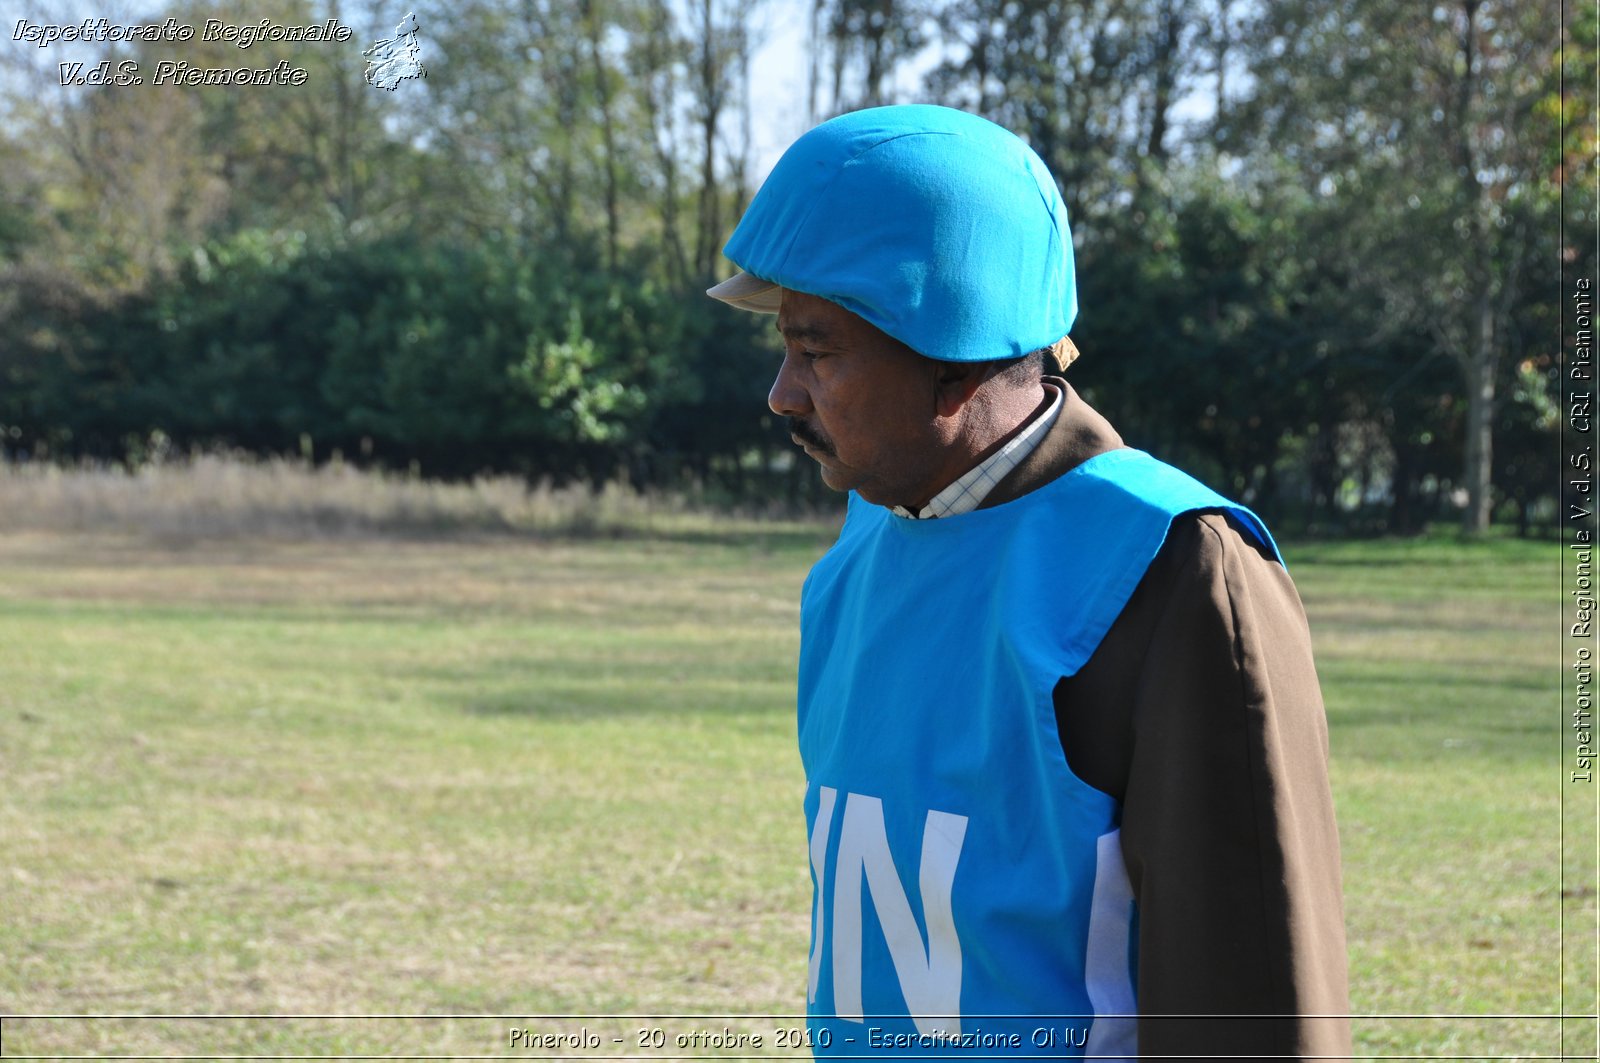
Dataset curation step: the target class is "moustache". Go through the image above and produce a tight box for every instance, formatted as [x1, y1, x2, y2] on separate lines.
[788, 418, 833, 455]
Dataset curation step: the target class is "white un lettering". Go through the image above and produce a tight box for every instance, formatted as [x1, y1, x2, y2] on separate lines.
[808, 786, 968, 1037]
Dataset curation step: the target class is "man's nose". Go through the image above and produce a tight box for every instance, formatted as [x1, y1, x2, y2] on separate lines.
[768, 355, 812, 418]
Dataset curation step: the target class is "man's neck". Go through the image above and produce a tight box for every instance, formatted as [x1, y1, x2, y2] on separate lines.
[898, 381, 1057, 516]
[962, 382, 1053, 471]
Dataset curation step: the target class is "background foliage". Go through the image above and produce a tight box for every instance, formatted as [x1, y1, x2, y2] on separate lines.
[0, 0, 1589, 531]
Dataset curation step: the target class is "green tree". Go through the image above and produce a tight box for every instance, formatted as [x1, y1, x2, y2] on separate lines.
[1227, 0, 1566, 532]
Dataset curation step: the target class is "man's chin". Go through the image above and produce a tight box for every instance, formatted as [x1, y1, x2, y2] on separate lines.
[811, 455, 894, 503]
[820, 466, 900, 506]
[816, 463, 854, 493]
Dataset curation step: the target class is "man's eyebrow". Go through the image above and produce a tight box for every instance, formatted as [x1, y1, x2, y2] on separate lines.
[775, 320, 838, 345]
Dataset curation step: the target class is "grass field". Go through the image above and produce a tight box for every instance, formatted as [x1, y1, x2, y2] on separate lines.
[0, 514, 1591, 1058]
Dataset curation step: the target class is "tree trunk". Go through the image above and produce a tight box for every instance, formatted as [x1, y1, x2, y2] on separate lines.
[807, 0, 825, 119]
[1452, 0, 1497, 534]
[693, 0, 724, 278]
[642, 0, 689, 285]
[1145, 0, 1180, 162]
[1212, 0, 1231, 117]
[584, 0, 621, 272]
[1390, 440, 1415, 534]
[1460, 293, 1496, 533]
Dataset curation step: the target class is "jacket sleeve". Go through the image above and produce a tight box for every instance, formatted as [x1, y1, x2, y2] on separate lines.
[1054, 511, 1351, 1061]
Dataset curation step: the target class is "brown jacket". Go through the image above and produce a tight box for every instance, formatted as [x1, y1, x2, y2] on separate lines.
[983, 380, 1352, 1060]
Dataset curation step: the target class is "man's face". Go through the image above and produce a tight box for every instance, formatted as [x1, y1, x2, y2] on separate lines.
[769, 291, 944, 508]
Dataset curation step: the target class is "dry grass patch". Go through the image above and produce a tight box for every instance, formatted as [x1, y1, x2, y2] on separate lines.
[0, 453, 818, 541]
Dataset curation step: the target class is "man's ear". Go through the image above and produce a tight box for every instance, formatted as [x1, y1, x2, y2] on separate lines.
[931, 359, 989, 418]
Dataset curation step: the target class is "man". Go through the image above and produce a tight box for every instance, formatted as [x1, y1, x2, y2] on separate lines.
[707, 105, 1350, 1060]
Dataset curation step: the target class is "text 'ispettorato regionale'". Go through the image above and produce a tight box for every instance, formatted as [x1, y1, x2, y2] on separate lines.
[12, 18, 353, 87]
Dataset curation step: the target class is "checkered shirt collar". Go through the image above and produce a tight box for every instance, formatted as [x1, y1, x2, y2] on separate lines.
[891, 382, 1065, 520]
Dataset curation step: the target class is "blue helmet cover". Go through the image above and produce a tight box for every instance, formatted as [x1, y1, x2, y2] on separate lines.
[723, 104, 1077, 364]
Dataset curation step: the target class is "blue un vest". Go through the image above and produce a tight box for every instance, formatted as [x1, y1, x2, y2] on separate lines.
[798, 448, 1280, 1058]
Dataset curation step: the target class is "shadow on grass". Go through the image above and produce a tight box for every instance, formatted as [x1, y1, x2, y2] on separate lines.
[1287, 535, 1555, 567]
[410, 652, 797, 722]
[607, 524, 840, 554]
